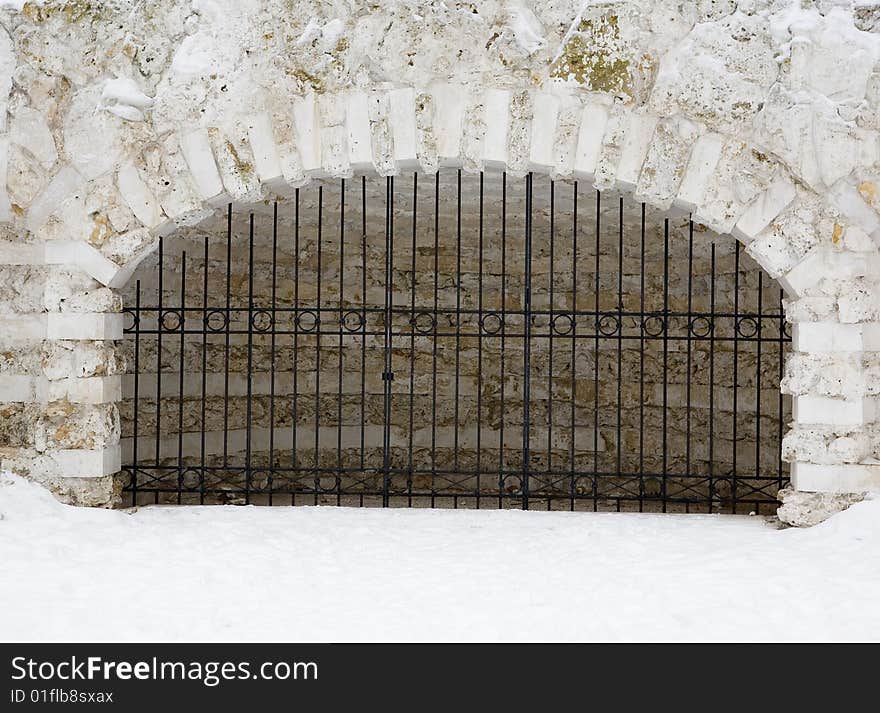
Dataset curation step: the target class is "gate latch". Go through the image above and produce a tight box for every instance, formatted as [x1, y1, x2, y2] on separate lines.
[382, 371, 395, 382]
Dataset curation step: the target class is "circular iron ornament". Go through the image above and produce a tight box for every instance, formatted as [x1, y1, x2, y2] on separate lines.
[736, 316, 760, 338]
[574, 475, 596, 496]
[249, 469, 271, 491]
[411, 311, 437, 334]
[597, 314, 621, 337]
[342, 310, 365, 333]
[641, 314, 667, 338]
[688, 316, 714, 339]
[122, 309, 139, 333]
[295, 310, 320, 333]
[643, 477, 663, 498]
[205, 309, 228, 332]
[550, 313, 574, 336]
[480, 311, 504, 336]
[501, 475, 523, 494]
[782, 320, 792, 340]
[160, 309, 183, 332]
[251, 309, 274, 333]
[712, 477, 734, 500]
[181, 468, 202, 490]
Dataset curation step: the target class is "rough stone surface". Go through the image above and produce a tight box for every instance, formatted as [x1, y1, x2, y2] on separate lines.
[0, 1, 877, 513]
[777, 486, 867, 527]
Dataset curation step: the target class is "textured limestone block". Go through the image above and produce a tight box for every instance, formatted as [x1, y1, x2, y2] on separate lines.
[593, 106, 629, 191]
[696, 141, 777, 235]
[635, 116, 699, 210]
[346, 90, 374, 171]
[777, 486, 865, 527]
[318, 92, 351, 176]
[573, 102, 609, 181]
[207, 128, 263, 204]
[482, 88, 511, 169]
[178, 128, 225, 203]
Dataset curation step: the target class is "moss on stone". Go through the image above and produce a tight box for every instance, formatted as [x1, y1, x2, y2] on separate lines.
[550, 14, 634, 100]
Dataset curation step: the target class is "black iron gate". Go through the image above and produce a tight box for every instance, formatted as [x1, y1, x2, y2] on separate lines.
[121, 171, 791, 513]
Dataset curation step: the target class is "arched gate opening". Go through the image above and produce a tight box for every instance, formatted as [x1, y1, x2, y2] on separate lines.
[120, 171, 790, 513]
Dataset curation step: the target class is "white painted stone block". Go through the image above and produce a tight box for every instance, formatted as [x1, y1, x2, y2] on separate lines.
[51, 445, 121, 479]
[793, 395, 879, 426]
[0, 314, 47, 341]
[0, 240, 44, 264]
[117, 160, 164, 229]
[179, 128, 225, 203]
[482, 88, 511, 168]
[780, 249, 879, 298]
[733, 176, 797, 241]
[831, 180, 880, 236]
[0, 137, 11, 224]
[26, 165, 85, 232]
[293, 93, 322, 174]
[431, 82, 465, 165]
[48, 375, 122, 404]
[0, 374, 38, 402]
[615, 113, 659, 191]
[573, 103, 608, 180]
[346, 90, 373, 170]
[47, 313, 123, 341]
[45, 241, 121, 287]
[675, 133, 724, 211]
[388, 87, 418, 168]
[529, 93, 560, 172]
[247, 112, 283, 186]
[793, 322, 880, 352]
[791, 461, 880, 493]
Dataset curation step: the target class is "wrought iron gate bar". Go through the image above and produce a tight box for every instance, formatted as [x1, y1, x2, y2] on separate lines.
[122, 171, 791, 513]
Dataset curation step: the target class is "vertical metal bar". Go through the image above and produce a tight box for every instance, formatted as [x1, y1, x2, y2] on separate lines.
[686, 218, 694, 489]
[569, 183, 578, 511]
[337, 180, 345, 505]
[407, 172, 417, 506]
[431, 172, 440, 507]
[268, 202, 278, 504]
[200, 236, 208, 505]
[548, 180, 555, 489]
[522, 172, 533, 510]
[132, 280, 141, 506]
[499, 172, 507, 508]
[592, 190, 600, 511]
[755, 270, 764, 507]
[314, 186, 323, 503]
[244, 214, 255, 505]
[778, 288, 785, 492]
[360, 177, 367, 483]
[176, 250, 187, 504]
[381, 176, 394, 506]
[155, 237, 164, 495]
[638, 203, 646, 512]
[662, 218, 670, 512]
[453, 169, 462, 478]
[222, 205, 232, 471]
[732, 241, 741, 513]
[616, 196, 624, 502]
[476, 172, 484, 507]
[292, 189, 301, 504]
[708, 243, 717, 513]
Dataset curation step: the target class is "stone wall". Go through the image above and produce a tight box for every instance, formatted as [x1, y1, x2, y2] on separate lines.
[0, 1, 878, 518]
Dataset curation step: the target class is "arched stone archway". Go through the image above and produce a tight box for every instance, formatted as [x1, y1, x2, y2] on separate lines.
[1, 1, 879, 522]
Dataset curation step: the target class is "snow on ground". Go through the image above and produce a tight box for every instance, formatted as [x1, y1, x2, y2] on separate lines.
[1, 472, 878, 642]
